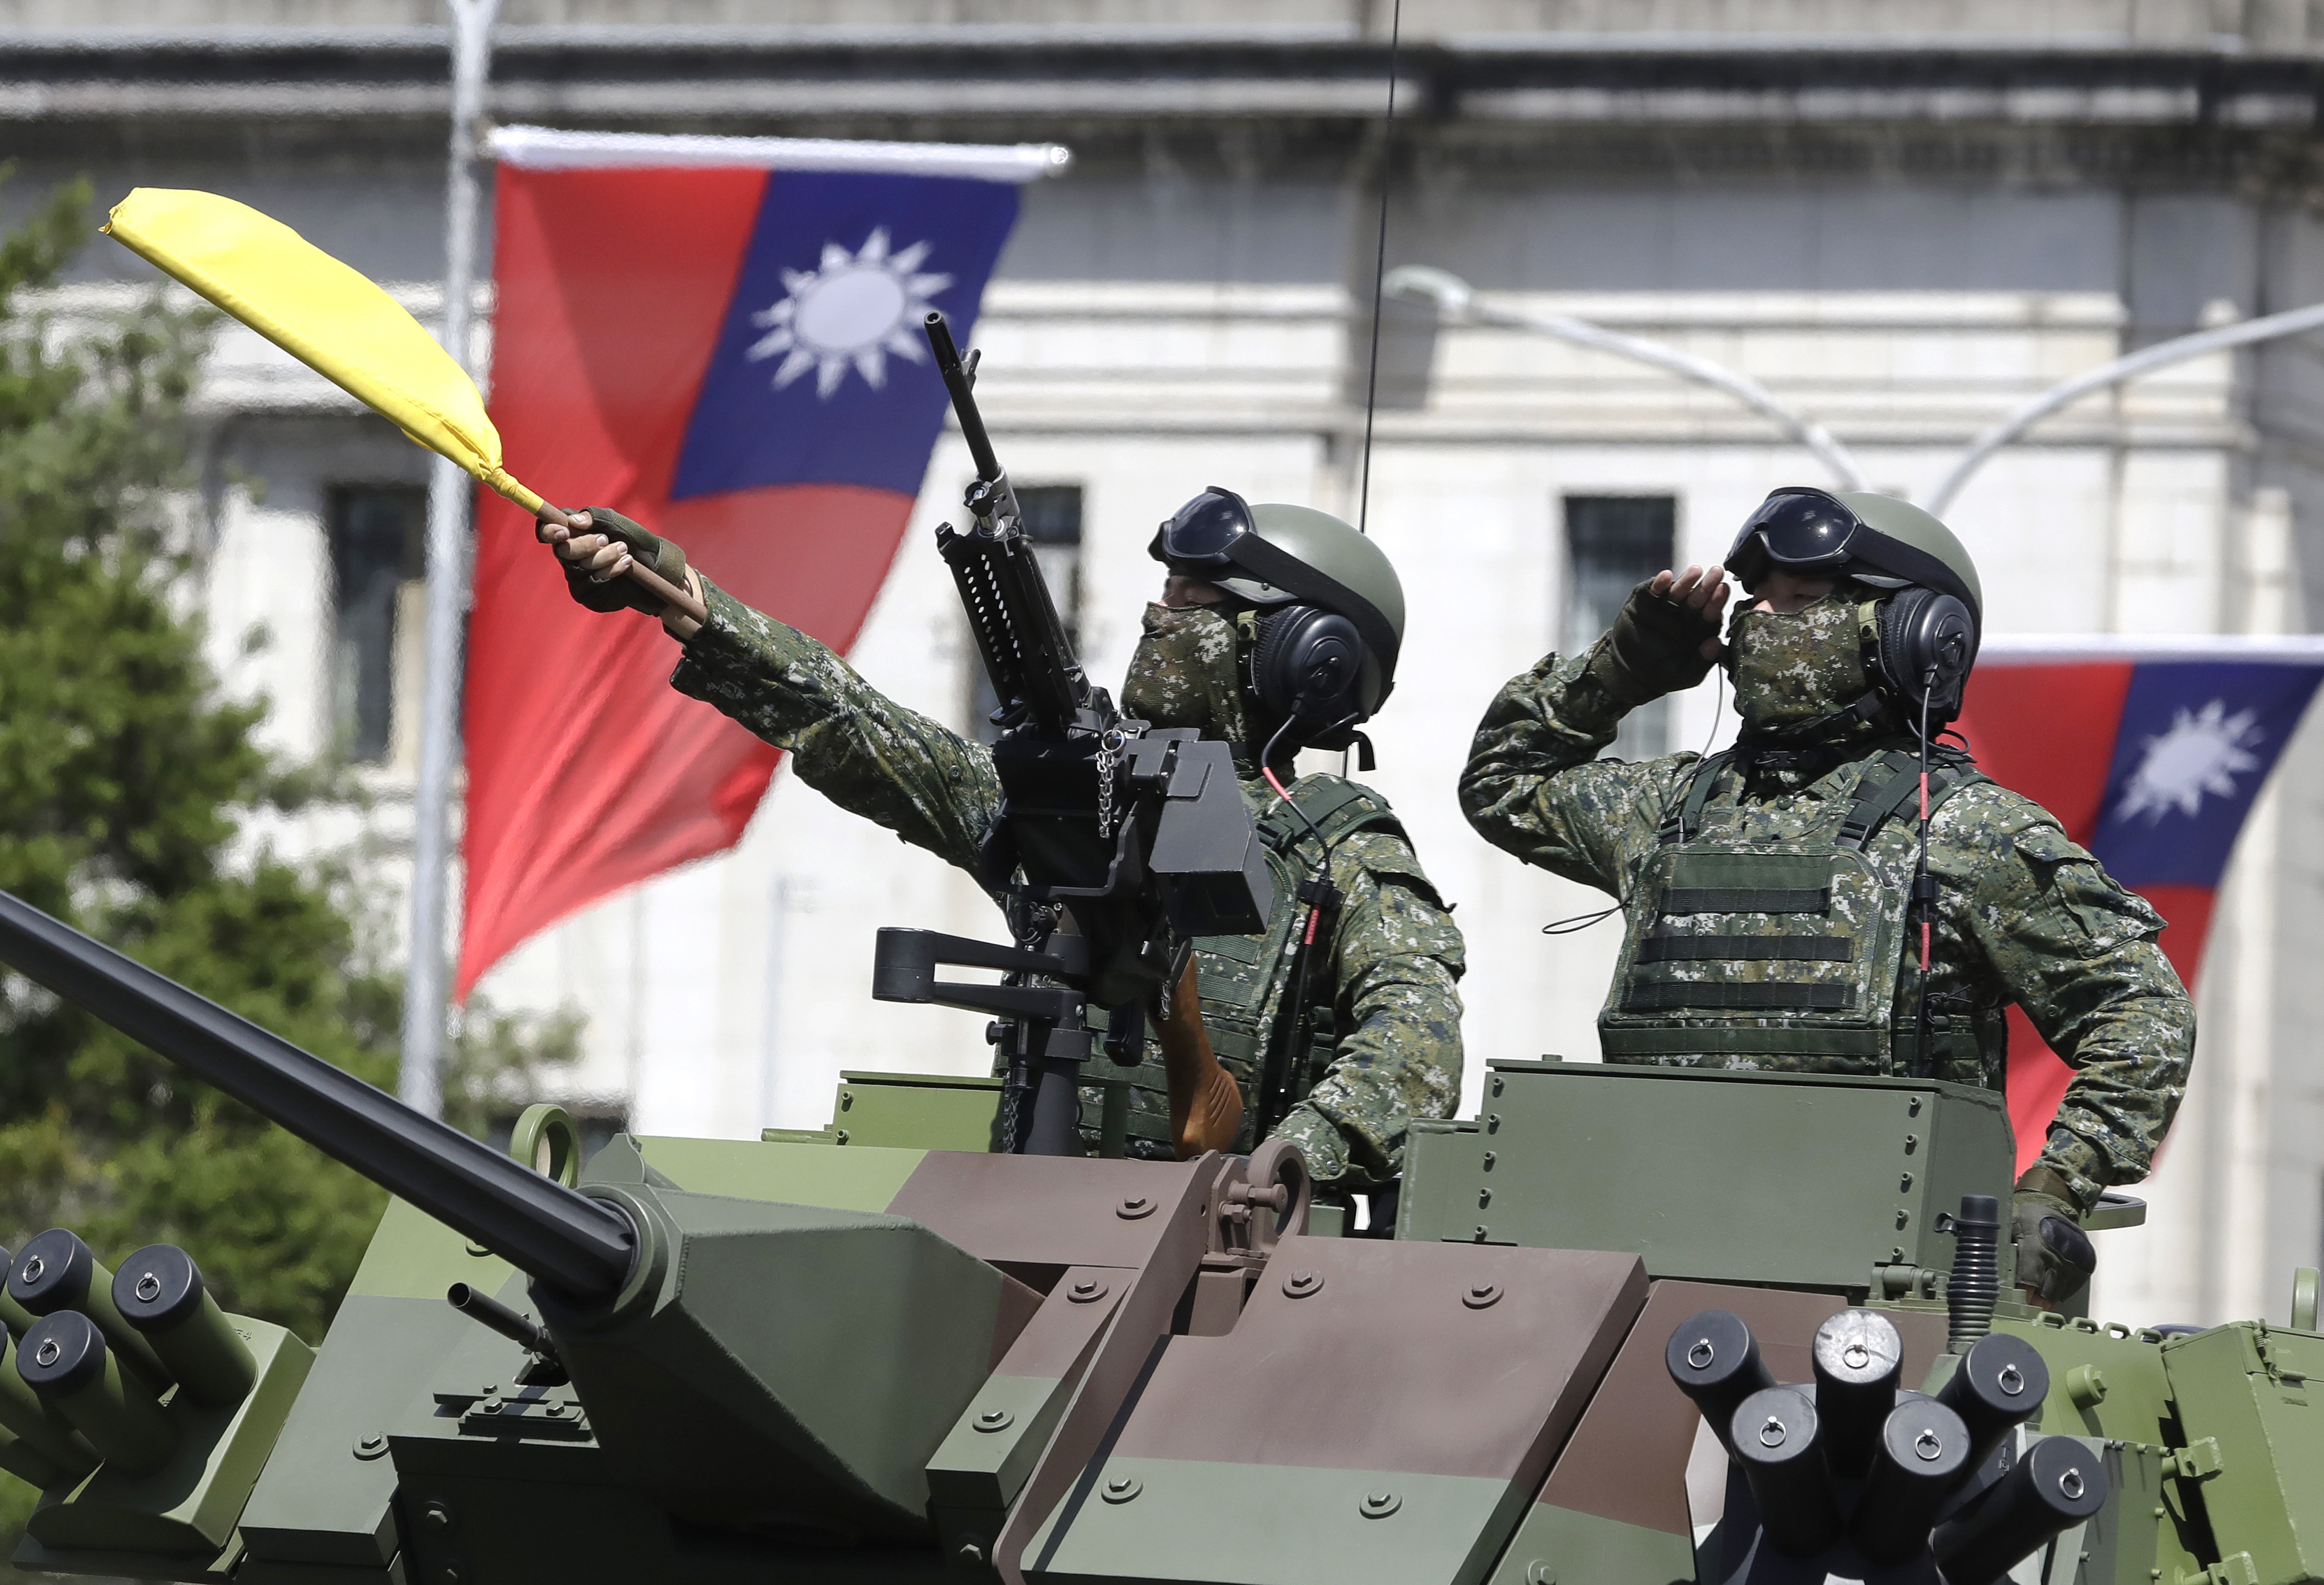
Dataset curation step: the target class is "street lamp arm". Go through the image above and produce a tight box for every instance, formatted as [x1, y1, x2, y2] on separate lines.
[1928, 300, 2324, 517]
[1384, 266, 1871, 492]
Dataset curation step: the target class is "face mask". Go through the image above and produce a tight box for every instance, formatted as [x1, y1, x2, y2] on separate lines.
[1122, 601, 1251, 744]
[1726, 593, 1872, 735]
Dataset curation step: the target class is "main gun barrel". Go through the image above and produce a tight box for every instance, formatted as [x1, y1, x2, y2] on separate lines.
[0, 890, 635, 1303]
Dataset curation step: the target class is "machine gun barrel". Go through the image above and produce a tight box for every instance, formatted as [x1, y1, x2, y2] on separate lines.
[925, 309, 1005, 487]
[0, 890, 635, 1303]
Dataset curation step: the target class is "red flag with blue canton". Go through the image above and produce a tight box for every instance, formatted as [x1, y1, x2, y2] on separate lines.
[1955, 637, 2324, 1171]
[457, 128, 1053, 999]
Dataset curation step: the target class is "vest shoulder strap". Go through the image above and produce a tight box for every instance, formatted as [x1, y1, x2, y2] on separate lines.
[1657, 750, 1737, 848]
[1835, 750, 1989, 852]
[1256, 776, 1406, 855]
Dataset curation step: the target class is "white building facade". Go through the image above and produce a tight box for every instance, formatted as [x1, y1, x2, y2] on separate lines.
[9, 0, 2324, 1328]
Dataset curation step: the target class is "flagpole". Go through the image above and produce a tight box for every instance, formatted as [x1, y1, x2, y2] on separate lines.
[402, 0, 500, 1118]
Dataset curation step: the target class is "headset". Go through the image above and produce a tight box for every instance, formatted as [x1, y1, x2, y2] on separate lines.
[1248, 604, 1371, 746]
[1861, 583, 1977, 725]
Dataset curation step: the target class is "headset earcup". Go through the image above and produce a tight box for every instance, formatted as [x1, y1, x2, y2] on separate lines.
[1876, 590, 1976, 718]
[1253, 605, 1369, 729]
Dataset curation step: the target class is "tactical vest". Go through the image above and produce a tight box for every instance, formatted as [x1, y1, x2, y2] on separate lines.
[1598, 746, 1993, 1077]
[1083, 777, 1406, 1156]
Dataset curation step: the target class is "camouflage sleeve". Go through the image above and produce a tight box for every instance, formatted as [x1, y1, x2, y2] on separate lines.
[1271, 828, 1466, 1194]
[1944, 790, 2196, 1211]
[667, 576, 1001, 878]
[1459, 643, 1697, 895]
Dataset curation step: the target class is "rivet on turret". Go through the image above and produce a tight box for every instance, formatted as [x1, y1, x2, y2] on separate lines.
[1102, 1475, 1142, 1504]
[976, 1407, 1014, 1433]
[1116, 1196, 1155, 1221]
[353, 1434, 389, 1461]
[1464, 1283, 1502, 1310]
[1360, 1490, 1400, 1518]
[1283, 1270, 1324, 1298]
[1069, 1277, 1109, 1303]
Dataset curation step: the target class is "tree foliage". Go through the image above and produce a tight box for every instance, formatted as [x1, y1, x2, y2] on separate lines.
[0, 178, 581, 1560]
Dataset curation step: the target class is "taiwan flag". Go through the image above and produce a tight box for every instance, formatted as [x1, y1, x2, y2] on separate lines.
[457, 127, 1054, 999]
[1955, 636, 2324, 1171]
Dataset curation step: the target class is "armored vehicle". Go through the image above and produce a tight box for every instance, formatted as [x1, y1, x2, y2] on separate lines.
[0, 886, 2316, 1585]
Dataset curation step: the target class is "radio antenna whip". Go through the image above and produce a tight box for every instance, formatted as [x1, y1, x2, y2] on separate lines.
[1356, 0, 1404, 539]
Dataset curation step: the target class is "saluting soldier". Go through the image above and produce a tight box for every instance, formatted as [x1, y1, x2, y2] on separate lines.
[540, 488, 1464, 1215]
[1459, 487, 2194, 1305]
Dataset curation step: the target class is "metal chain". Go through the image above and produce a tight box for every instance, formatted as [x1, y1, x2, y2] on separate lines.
[1094, 728, 1123, 840]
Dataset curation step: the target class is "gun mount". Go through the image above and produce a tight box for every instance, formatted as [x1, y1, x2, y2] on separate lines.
[0, 887, 2312, 1585]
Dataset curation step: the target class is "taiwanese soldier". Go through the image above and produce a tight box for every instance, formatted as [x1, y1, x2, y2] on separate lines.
[1459, 487, 2195, 1305]
[540, 488, 1464, 1209]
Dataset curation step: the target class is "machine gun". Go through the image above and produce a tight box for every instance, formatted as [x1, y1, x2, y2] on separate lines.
[871, 313, 1271, 1156]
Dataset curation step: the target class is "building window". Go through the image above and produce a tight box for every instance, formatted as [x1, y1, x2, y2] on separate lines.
[328, 486, 427, 766]
[1563, 495, 1678, 762]
[968, 485, 1084, 743]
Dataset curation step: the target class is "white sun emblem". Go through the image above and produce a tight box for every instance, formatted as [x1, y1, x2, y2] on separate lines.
[2118, 698, 2265, 823]
[744, 227, 952, 400]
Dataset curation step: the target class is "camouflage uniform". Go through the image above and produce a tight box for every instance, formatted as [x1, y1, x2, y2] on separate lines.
[670, 577, 1466, 1192]
[1459, 638, 2195, 1214]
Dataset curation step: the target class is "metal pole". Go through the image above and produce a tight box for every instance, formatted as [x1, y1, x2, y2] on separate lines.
[1925, 300, 2324, 517]
[401, 0, 500, 1118]
[1383, 265, 1872, 493]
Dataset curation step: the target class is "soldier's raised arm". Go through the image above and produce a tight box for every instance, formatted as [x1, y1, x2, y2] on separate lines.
[1459, 566, 1728, 893]
[537, 506, 1001, 877]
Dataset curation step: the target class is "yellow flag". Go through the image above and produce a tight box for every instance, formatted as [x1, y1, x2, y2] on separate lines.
[104, 188, 545, 513]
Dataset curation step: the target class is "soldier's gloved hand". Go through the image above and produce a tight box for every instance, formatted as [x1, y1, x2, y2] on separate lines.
[1603, 567, 1730, 702]
[2012, 1164, 2097, 1307]
[536, 507, 690, 618]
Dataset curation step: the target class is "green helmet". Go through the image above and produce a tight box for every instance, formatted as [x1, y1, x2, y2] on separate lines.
[1832, 491, 1983, 628]
[1149, 490, 1406, 719]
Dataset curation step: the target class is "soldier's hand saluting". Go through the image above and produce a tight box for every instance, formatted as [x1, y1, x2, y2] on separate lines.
[1595, 563, 1731, 706]
[537, 507, 706, 641]
[1647, 564, 1732, 659]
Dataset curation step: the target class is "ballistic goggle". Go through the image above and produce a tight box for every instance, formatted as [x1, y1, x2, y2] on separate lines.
[1725, 487, 1976, 614]
[1149, 487, 1401, 677]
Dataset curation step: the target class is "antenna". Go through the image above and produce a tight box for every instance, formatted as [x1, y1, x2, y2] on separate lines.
[1355, 0, 1404, 539]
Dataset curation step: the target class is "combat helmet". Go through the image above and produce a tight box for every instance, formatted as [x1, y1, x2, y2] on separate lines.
[1150, 489, 1404, 743]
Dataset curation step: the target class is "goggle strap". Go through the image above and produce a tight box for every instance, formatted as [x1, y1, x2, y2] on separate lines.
[1218, 531, 1401, 678]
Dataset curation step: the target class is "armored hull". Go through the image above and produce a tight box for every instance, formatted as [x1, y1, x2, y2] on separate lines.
[0, 889, 2314, 1585]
